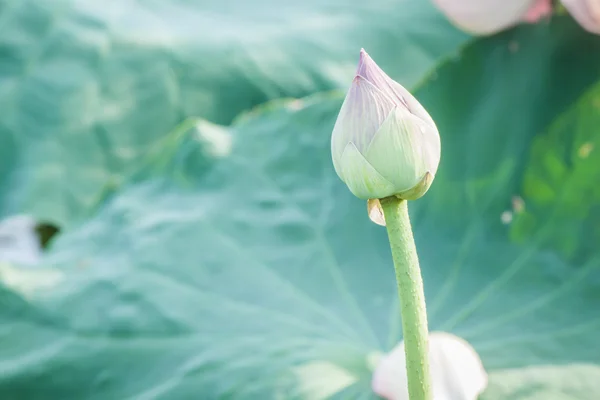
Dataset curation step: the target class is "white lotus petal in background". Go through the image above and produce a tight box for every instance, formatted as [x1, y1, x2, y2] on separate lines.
[0, 215, 42, 266]
[432, 0, 535, 35]
[562, 0, 600, 34]
[0, 263, 63, 299]
[372, 332, 488, 400]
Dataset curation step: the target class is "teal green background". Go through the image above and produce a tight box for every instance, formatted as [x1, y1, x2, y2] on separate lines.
[1, 0, 600, 399]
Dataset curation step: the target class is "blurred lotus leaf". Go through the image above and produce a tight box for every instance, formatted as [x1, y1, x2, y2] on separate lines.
[0, 0, 466, 228]
[0, 3, 599, 400]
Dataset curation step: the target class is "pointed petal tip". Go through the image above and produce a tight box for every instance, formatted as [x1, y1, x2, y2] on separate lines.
[358, 48, 371, 64]
[356, 48, 373, 75]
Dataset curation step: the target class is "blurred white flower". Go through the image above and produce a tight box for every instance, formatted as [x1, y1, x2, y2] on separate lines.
[562, 0, 600, 34]
[0, 215, 41, 266]
[372, 332, 488, 400]
[0, 262, 63, 299]
[432, 0, 552, 35]
[331, 49, 440, 202]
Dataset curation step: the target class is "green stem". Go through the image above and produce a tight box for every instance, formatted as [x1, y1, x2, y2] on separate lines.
[380, 196, 431, 400]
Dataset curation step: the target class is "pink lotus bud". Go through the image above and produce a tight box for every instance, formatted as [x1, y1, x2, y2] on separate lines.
[330, 49, 440, 202]
[562, 0, 600, 34]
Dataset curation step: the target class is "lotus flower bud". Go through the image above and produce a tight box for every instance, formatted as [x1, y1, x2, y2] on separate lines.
[562, 0, 600, 34]
[330, 49, 440, 203]
[432, 0, 541, 35]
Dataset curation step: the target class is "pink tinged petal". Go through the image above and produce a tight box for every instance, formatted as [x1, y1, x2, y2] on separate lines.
[338, 142, 396, 200]
[357, 50, 437, 129]
[372, 332, 488, 400]
[331, 49, 441, 202]
[522, 0, 553, 23]
[562, 0, 600, 34]
[432, 0, 535, 35]
[356, 49, 410, 109]
[331, 75, 397, 178]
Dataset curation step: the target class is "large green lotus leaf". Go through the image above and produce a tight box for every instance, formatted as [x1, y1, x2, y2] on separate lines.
[509, 80, 600, 265]
[2, 18, 600, 399]
[0, 0, 467, 228]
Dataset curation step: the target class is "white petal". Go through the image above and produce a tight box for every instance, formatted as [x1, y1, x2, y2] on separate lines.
[339, 142, 396, 200]
[562, 0, 600, 34]
[0, 263, 63, 299]
[372, 332, 488, 400]
[433, 0, 535, 35]
[0, 215, 41, 266]
[365, 107, 440, 193]
[331, 76, 396, 179]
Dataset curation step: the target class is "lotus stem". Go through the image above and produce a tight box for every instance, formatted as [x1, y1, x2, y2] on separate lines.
[380, 196, 431, 400]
